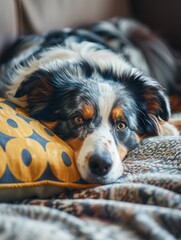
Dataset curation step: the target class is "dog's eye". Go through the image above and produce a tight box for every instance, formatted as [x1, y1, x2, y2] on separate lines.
[116, 122, 126, 131]
[73, 116, 84, 126]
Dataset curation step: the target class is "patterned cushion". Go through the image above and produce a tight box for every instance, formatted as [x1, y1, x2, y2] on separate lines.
[0, 98, 96, 201]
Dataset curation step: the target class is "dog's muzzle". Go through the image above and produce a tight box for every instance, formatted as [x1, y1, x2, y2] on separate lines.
[89, 151, 112, 176]
[76, 125, 124, 183]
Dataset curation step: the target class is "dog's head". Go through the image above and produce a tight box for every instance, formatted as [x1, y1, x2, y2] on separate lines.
[14, 59, 170, 184]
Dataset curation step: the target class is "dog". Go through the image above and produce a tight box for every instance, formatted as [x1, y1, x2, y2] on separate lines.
[0, 18, 180, 184]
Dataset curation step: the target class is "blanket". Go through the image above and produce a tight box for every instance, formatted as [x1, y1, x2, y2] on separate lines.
[0, 136, 181, 240]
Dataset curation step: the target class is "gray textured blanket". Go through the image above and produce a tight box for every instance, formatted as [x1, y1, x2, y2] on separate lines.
[0, 136, 181, 240]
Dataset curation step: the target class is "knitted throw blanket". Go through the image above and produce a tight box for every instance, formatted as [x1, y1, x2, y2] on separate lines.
[0, 136, 179, 240]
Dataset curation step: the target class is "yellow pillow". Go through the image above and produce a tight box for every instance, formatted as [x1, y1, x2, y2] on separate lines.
[0, 98, 97, 201]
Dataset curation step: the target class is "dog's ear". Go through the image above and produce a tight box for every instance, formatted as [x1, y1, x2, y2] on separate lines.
[143, 84, 170, 120]
[142, 85, 170, 136]
[15, 67, 84, 121]
[15, 69, 54, 120]
[125, 73, 171, 136]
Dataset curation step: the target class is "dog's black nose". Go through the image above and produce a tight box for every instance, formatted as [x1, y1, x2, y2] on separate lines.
[89, 153, 112, 176]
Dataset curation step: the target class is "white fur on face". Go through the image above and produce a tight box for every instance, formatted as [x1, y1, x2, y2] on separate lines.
[76, 82, 123, 183]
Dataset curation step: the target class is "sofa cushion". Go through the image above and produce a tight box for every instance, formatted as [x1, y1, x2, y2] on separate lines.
[0, 98, 96, 201]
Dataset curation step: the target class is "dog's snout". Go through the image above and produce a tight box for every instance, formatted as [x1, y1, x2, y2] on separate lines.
[89, 153, 112, 176]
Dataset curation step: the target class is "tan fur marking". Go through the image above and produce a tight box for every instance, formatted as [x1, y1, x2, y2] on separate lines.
[146, 101, 160, 114]
[117, 144, 128, 160]
[112, 107, 125, 121]
[67, 138, 84, 152]
[135, 133, 142, 143]
[143, 88, 160, 114]
[82, 104, 94, 120]
[104, 142, 109, 148]
[67, 138, 84, 161]
[42, 121, 58, 131]
[85, 153, 91, 163]
[145, 93, 160, 114]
